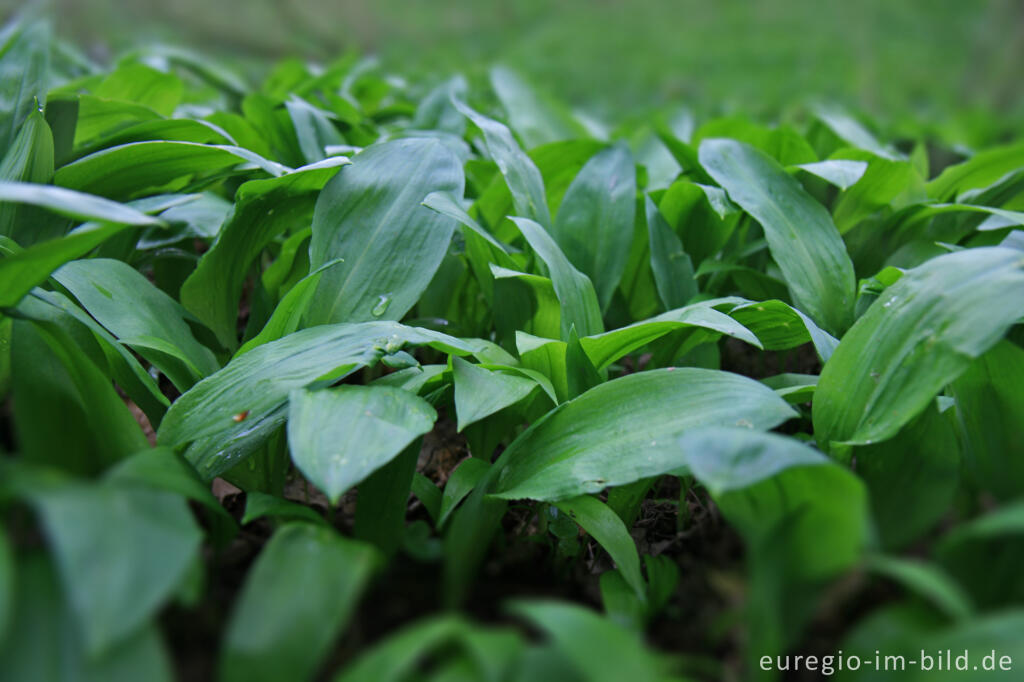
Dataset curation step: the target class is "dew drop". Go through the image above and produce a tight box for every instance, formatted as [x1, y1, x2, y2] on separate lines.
[371, 294, 393, 317]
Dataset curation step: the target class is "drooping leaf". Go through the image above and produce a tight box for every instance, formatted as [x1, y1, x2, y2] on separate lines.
[287, 385, 436, 503]
[814, 247, 1024, 449]
[452, 95, 551, 227]
[490, 368, 796, 501]
[306, 138, 464, 325]
[951, 339, 1024, 500]
[510, 216, 603, 339]
[553, 495, 645, 599]
[699, 138, 856, 335]
[180, 157, 348, 348]
[54, 258, 218, 389]
[30, 481, 202, 655]
[452, 356, 538, 432]
[219, 524, 378, 682]
[551, 143, 636, 310]
[157, 321, 480, 479]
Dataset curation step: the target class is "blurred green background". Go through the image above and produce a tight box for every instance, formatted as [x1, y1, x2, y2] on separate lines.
[3, 0, 1023, 138]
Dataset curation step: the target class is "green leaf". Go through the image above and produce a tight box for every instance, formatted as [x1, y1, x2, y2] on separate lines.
[0, 180, 161, 226]
[552, 143, 636, 310]
[951, 339, 1024, 500]
[645, 195, 696, 310]
[452, 356, 538, 432]
[928, 141, 1024, 201]
[699, 138, 856, 335]
[490, 367, 796, 501]
[508, 601, 665, 682]
[241, 491, 327, 526]
[54, 258, 218, 389]
[354, 440, 422, 558]
[180, 157, 348, 348]
[578, 300, 761, 371]
[681, 427, 868, 578]
[287, 385, 436, 503]
[219, 524, 378, 682]
[510, 217, 603, 339]
[865, 555, 974, 622]
[30, 481, 202, 655]
[855, 402, 960, 549]
[452, 95, 551, 227]
[0, 527, 11, 641]
[93, 61, 183, 116]
[333, 616, 469, 682]
[490, 66, 583, 148]
[814, 247, 1024, 449]
[438, 458, 491, 527]
[235, 258, 343, 356]
[0, 12, 49, 151]
[811, 104, 902, 160]
[157, 321, 479, 479]
[54, 141, 285, 200]
[553, 495, 645, 599]
[793, 159, 867, 190]
[0, 554, 173, 682]
[0, 110, 60, 245]
[306, 138, 464, 325]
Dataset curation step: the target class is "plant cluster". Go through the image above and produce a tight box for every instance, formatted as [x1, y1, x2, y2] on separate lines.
[1, 11, 1024, 682]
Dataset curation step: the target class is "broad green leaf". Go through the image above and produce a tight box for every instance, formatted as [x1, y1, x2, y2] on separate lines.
[552, 143, 636, 310]
[0, 554, 173, 682]
[793, 159, 867, 190]
[490, 368, 796, 501]
[814, 247, 1024, 449]
[928, 142, 1024, 201]
[157, 321, 480, 479]
[106, 447, 232, 525]
[0, 12, 49, 151]
[699, 138, 856, 335]
[452, 95, 551, 227]
[855, 402, 960, 549]
[832, 151, 919, 233]
[951, 340, 1024, 500]
[72, 117, 235, 162]
[11, 318, 148, 473]
[438, 458, 491, 527]
[16, 288, 169, 427]
[578, 300, 761, 371]
[180, 157, 348, 348]
[725, 298, 839, 362]
[657, 178, 740, 266]
[54, 258, 218, 389]
[285, 95, 345, 164]
[287, 385, 436, 503]
[681, 426, 868, 578]
[508, 601, 665, 682]
[492, 266, 562, 341]
[0, 180, 161, 227]
[93, 61, 183, 116]
[452, 356, 538, 431]
[307, 138, 464, 324]
[645, 195, 696, 310]
[510, 216, 603, 339]
[553, 495, 645, 599]
[31, 481, 202, 655]
[220, 524, 378, 682]
[54, 141, 285, 200]
[490, 66, 583, 148]
[0, 111, 60, 245]
[812, 104, 902, 160]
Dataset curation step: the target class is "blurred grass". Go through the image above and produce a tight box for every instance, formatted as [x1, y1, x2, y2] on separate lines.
[4, 0, 1023, 141]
